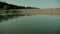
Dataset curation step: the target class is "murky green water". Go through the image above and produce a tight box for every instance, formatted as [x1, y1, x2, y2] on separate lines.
[0, 15, 60, 34]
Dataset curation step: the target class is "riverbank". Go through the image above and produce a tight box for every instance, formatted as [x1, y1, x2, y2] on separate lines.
[0, 9, 60, 16]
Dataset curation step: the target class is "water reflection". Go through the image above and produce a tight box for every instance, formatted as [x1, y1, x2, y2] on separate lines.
[0, 15, 13, 22]
[0, 15, 60, 34]
[0, 15, 25, 22]
[0, 14, 31, 23]
[0, 14, 59, 23]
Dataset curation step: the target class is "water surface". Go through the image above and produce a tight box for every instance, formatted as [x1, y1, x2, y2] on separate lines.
[0, 15, 60, 34]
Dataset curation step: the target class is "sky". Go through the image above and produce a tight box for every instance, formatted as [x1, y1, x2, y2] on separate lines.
[0, 0, 60, 8]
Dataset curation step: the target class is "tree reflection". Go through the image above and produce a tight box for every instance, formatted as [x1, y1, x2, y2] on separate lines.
[0, 14, 30, 23]
[0, 15, 18, 23]
[0, 15, 9, 23]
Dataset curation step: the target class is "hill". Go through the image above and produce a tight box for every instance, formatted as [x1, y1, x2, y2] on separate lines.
[0, 1, 39, 10]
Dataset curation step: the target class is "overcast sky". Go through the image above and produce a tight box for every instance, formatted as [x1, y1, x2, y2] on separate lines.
[0, 0, 60, 8]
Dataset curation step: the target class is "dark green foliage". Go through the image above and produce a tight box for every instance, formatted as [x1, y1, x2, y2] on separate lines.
[0, 1, 39, 10]
[5, 10, 9, 14]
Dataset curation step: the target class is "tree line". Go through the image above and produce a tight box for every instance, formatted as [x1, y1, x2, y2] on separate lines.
[0, 1, 39, 10]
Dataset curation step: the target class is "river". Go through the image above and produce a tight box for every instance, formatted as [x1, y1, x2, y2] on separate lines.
[0, 15, 60, 34]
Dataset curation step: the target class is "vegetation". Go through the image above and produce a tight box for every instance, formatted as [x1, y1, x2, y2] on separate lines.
[0, 1, 39, 10]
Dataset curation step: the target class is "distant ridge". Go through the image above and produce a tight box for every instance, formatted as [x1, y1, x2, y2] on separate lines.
[0, 1, 39, 10]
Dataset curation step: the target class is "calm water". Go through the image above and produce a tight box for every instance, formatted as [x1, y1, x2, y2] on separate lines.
[0, 15, 60, 34]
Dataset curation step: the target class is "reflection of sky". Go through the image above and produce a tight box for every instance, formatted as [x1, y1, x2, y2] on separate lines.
[0, 0, 60, 8]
